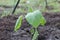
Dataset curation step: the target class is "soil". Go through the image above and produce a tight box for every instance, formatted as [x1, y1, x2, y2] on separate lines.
[0, 12, 60, 40]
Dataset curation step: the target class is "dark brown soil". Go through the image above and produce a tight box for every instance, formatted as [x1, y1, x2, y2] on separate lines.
[0, 12, 60, 40]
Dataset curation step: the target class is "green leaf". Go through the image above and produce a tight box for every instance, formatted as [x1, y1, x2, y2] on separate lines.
[40, 17, 46, 26]
[14, 15, 23, 32]
[28, 6, 33, 12]
[25, 10, 46, 28]
[32, 29, 39, 40]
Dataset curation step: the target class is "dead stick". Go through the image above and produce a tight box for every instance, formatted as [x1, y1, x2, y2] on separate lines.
[12, 0, 20, 14]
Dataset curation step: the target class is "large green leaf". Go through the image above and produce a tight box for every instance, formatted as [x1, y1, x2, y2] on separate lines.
[25, 10, 46, 28]
[14, 15, 23, 32]
[32, 29, 39, 40]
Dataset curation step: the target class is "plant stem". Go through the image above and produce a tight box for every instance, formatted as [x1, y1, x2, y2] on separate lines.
[35, 28, 38, 40]
[32, 28, 35, 36]
[32, 28, 38, 40]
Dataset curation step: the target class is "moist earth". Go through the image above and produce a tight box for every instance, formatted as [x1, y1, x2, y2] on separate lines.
[0, 12, 60, 40]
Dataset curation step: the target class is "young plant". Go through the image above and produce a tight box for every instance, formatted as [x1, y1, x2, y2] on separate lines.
[14, 10, 46, 40]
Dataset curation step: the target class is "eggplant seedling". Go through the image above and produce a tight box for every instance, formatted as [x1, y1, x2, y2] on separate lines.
[14, 10, 46, 40]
